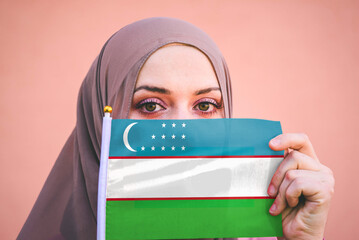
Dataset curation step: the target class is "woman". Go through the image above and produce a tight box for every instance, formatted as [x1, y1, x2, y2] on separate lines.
[18, 17, 334, 240]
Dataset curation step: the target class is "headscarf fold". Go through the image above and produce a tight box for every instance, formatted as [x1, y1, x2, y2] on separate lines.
[18, 17, 233, 240]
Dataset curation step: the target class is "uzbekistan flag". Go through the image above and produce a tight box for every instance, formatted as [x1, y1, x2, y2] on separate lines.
[97, 117, 284, 240]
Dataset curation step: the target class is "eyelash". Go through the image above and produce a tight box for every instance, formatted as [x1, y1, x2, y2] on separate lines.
[135, 98, 166, 114]
[193, 98, 223, 116]
[135, 97, 223, 116]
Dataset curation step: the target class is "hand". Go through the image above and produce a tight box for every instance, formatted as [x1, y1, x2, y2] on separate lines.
[268, 133, 334, 240]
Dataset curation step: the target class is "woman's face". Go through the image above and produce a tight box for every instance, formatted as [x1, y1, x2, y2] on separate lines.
[128, 44, 224, 119]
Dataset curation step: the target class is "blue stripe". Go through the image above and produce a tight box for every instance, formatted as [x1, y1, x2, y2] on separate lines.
[109, 118, 283, 157]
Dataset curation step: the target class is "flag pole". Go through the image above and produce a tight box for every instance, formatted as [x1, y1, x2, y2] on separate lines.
[97, 106, 112, 240]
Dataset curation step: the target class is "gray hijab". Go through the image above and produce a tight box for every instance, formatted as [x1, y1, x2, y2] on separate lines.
[18, 17, 233, 240]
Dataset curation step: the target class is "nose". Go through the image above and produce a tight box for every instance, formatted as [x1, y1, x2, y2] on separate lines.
[167, 104, 195, 120]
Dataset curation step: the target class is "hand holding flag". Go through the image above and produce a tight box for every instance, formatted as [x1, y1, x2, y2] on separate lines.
[268, 133, 335, 240]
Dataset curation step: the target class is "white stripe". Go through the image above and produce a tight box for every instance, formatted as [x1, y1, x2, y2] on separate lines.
[107, 157, 282, 198]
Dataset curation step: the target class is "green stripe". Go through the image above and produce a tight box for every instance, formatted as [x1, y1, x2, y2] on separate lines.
[106, 199, 282, 239]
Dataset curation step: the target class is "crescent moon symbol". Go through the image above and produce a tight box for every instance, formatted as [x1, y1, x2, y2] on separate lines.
[123, 122, 138, 152]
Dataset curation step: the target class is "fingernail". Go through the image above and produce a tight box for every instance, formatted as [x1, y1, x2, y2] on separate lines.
[269, 203, 277, 213]
[268, 184, 275, 196]
[270, 138, 280, 146]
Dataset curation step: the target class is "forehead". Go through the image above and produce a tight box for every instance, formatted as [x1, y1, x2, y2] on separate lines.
[136, 44, 220, 90]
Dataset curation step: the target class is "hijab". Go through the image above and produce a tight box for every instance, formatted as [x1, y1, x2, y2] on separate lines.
[18, 17, 233, 240]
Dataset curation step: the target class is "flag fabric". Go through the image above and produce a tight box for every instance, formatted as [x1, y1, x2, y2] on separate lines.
[98, 118, 284, 240]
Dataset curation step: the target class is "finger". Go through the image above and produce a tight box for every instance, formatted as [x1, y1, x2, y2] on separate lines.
[284, 149, 289, 158]
[269, 169, 314, 215]
[267, 150, 321, 197]
[281, 205, 295, 221]
[269, 169, 297, 215]
[269, 133, 317, 160]
[271, 170, 333, 216]
[286, 172, 334, 206]
[285, 177, 306, 208]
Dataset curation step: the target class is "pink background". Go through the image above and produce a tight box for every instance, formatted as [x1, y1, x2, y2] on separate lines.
[1, 0, 358, 239]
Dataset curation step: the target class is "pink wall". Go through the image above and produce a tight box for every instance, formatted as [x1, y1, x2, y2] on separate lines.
[1, 0, 358, 239]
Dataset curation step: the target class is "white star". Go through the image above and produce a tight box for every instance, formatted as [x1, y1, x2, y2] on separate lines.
[162, 123, 166, 128]
[172, 123, 176, 128]
[151, 134, 156, 139]
[141, 146, 145, 151]
[181, 146, 185, 151]
[161, 134, 166, 139]
[182, 123, 186, 128]
[171, 134, 176, 139]
[181, 134, 186, 139]
[151, 146, 155, 151]
[161, 146, 165, 151]
[171, 146, 175, 151]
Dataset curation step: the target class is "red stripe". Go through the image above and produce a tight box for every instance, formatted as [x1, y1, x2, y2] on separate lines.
[109, 155, 283, 159]
[106, 196, 274, 201]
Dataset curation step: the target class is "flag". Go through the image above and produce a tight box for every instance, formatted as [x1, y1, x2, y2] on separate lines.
[98, 118, 284, 240]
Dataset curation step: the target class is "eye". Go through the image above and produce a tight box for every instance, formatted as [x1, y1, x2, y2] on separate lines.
[144, 102, 157, 112]
[135, 98, 166, 114]
[198, 102, 210, 111]
[193, 98, 222, 114]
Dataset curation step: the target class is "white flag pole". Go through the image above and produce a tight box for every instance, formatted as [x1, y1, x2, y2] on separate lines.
[97, 106, 112, 240]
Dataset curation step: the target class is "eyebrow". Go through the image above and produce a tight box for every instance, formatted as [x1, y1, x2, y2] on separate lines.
[195, 87, 221, 95]
[133, 85, 221, 95]
[134, 85, 171, 94]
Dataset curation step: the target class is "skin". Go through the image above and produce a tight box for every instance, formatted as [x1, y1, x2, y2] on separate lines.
[128, 44, 334, 240]
[128, 44, 224, 119]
